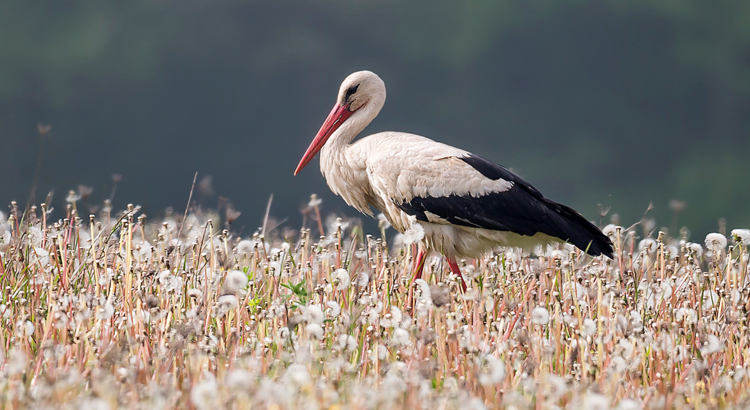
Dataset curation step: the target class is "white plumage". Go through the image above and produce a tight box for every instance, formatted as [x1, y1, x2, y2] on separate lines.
[295, 71, 612, 289]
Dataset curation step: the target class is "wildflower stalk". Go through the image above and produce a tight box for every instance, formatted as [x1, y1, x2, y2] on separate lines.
[1, 199, 749, 408]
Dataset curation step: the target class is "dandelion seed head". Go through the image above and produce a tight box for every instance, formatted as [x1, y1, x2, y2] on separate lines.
[665, 244, 679, 259]
[190, 377, 219, 410]
[237, 240, 255, 257]
[308, 194, 322, 207]
[226, 369, 253, 393]
[380, 306, 402, 328]
[615, 399, 641, 410]
[642, 218, 656, 233]
[15, 320, 34, 339]
[356, 272, 369, 287]
[78, 229, 93, 250]
[675, 307, 697, 324]
[33, 247, 50, 267]
[414, 279, 432, 317]
[158, 270, 183, 294]
[544, 374, 567, 400]
[700, 334, 723, 355]
[187, 288, 203, 300]
[223, 270, 248, 294]
[731, 229, 750, 246]
[602, 224, 620, 242]
[80, 398, 111, 410]
[6, 348, 27, 376]
[583, 392, 610, 410]
[582, 318, 597, 337]
[332, 268, 350, 289]
[326, 301, 341, 317]
[531, 306, 549, 325]
[702, 290, 719, 311]
[610, 356, 627, 374]
[430, 284, 451, 308]
[216, 295, 239, 315]
[618, 339, 634, 357]
[704, 233, 727, 253]
[638, 238, 658, 256]
[377, 213, 391, 230]
[478, 355, 505, 385]
[392, 328, 411, 346]
[284, 363, 312, 388]
[268, 261, 281, 276]
[66, 190, 82, 203]
[686, 242, 703, 258]
[304, 304, 324, 325]
[414, 279, 431, 302]
[335, 334, 357, 352]
[95, 303, 115, 320]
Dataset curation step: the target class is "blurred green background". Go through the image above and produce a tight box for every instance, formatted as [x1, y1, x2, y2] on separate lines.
[2, 0, 749, 238]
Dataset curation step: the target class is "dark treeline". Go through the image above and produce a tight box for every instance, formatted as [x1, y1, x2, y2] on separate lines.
[1, 1, 749, 237]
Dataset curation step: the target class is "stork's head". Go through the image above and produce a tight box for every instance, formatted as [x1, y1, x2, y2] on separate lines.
[295, 71, 386, 175]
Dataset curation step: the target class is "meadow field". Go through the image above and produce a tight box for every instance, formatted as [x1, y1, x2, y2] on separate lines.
[0, 194, 748, 409]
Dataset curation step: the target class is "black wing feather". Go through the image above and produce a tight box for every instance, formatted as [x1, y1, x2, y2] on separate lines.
[396, 154, 614, 258]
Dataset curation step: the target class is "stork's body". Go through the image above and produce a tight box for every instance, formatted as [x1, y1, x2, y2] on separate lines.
[296, 71, 613, 289]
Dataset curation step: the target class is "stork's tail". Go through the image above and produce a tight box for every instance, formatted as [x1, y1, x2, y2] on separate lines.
[544, 200, 614, 259]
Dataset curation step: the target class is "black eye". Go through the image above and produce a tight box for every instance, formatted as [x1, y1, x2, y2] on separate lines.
[345, 84, 359, 99]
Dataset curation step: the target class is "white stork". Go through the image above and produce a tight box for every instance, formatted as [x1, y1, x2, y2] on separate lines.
[295, 71, 613, 290]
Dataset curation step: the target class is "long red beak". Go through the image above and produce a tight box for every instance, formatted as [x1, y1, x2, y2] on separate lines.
[295, 103, 353, 175]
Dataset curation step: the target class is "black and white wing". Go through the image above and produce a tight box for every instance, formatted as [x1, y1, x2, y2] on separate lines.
[366, 134, 613, 258]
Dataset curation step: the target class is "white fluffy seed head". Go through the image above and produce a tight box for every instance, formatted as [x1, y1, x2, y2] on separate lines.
[686, 242, 703, 258]
[336, 334, 357, 352]
[704, 233, 727, 253]
[95, 303, 115, 320]
[237, 240, 254, 257]
[190, 377, 219, 410]
[731, 229, 750, 246]
[675, 307, 697, 324]
[582, 392, 610, 410]
[6, 348, 27, 376]
[305, 323, 324, 339]
[308, 194, 322, 207]
[638, 238, 658, 256]
[531, 306, 550, 325]
[618, 338, 634, 357]
[333, 268, 350, 290]
[226, 369, 253, 393]
[602, 224, 621, 242]
[223, 270, 248, 294]
[392, 328, 411, 346]
[305, 304, 324, 325]
[582, 318, 597, 337]
[326, 300, 341, 317]
[478, 355, 505, 385]
[356, 272, 369, 287]
[700, 334, 723, 356]
[615, 399, 641, 410]
[217, 295, 239, 312]
[377, 213, 391, 230]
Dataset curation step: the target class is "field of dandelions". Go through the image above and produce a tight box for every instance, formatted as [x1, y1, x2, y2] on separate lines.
[1, 192, 750, 410]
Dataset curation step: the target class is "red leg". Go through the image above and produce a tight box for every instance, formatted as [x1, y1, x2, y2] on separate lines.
[408, 248, 427, 307]
[413, 248, 426, 281]
[447, 257, 468, 292]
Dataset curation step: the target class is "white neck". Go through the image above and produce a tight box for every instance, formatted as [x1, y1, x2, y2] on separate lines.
[317, 94, 385, 215]
[323, 97, 384, 152]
